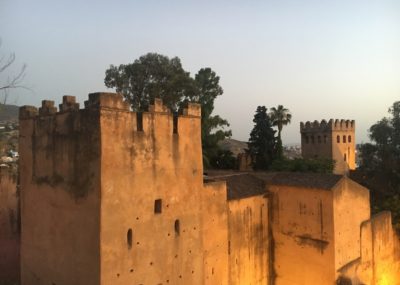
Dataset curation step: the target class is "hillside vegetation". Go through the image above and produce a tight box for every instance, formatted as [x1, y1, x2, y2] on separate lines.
[0, 104, 18, 121]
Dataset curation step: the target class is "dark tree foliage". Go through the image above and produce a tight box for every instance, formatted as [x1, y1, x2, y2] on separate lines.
[210, 149, 236, 169]
[104, 53, 197, 112]
[271, 158, 335, 174]
[104, 54, 231, 169]
[248, 106, 277, 170]
[269, 105, 292, 159]
[357, 143, 379, 173]
[358, 101, 400, 189]
[356, 101, 400, 230]
[194, 68, 232, 168]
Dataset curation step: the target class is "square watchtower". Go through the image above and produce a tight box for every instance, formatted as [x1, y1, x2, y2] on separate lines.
[300, 119, 355, 174]
[19, 93, 206, 285]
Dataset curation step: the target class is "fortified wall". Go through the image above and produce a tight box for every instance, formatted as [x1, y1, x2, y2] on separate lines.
[19, 93, 208, 285]
[18, 92, 399, 285]
[19, 93, 270, 285]
[300, 119, 356, 174]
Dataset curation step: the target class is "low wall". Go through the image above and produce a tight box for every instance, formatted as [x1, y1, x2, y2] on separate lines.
[338, 211, 400, 285]
[360, 212, 400, 285]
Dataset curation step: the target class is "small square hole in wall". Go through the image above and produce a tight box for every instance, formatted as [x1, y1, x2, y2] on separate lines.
[137, 112, 143, 132]
[174, 219, 180, 235]
[173, 113, 178, 134]
[154, 199, 162, 214]
[127, 229, 133, 249]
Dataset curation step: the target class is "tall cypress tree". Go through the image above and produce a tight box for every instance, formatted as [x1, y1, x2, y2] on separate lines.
[248, 106, 277, 170]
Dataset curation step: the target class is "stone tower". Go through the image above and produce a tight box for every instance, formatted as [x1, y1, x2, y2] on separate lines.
[19, 93, 209, 285]
[300, 119, 355, 174]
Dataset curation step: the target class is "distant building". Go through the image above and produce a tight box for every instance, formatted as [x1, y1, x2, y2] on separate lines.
[300, 119, 356, 174]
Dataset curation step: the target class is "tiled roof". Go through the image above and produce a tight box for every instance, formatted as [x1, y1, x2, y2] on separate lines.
[264, 172, 343, 190]
[205, 171, 343, 200]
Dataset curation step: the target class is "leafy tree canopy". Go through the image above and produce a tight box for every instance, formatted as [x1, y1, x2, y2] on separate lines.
[105, 53, 197, 112]
[248, 106, 277, 170]
[358, 101, 400, 185]
[271, 158, 335, 174]
[104, 53, 231, 169]
[356, 101, 400, 230]
[269, 105, 292, 158]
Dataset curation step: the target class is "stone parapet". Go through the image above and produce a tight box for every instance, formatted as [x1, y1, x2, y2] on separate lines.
[19, 106, 38, 120]
[39, 100, 57, 116]
[59, 95, 80, 112]
[300, 119, 355, 133]
[20, 93, 202, 121]
[84, 92, 130, 111]
[182, 102, 201, 117]
[148, 98, 170, 113]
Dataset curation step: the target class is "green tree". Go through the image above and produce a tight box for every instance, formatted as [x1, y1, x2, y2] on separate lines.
[359, 101, 400, 187]
[271, 157, 335, 174]
[104, 54, 231, 169]
[369, 118, 392, 146]
[355, 101, 400, 230]
[269, 105, 292, 158]
[104, 53, 197, 112]
[194, 68, 231, 168]
[357, 143, 379, 173]
[248, 106, 277, 170]
[210, 149, 236, 169]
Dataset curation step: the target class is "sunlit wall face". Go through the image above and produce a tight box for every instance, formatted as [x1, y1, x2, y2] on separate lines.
[376, 263, 400, 285]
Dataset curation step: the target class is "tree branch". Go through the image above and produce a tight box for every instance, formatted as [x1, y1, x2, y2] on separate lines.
[0, 38, 30, 104]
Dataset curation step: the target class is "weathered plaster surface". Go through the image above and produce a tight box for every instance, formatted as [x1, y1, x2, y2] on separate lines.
[228, 195, 269, 285]
[268, 184, 335, 285]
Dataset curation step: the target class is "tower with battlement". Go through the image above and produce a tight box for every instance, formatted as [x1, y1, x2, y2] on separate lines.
[19, 93, 212, 285]
[17, 94, 400, 285]
[300, 119, 355, 174]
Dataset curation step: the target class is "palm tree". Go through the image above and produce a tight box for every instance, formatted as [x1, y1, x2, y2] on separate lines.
[269, 105, 292, 157]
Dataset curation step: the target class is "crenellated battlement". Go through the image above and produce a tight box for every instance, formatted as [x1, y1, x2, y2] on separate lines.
[300, 119, 355, 133]
[148, 98, 170, 113]
[300, 118, 356, 174]
[84, 92, 130, 111]
[39, 100, 57, 116]
[19, 106, 38, 120]
[19, 92, 201, 120]
[59, 96, 80, 112]
[18, 92, 203, 199]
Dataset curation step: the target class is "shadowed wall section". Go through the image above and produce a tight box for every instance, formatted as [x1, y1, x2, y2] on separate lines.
[19, 97, 101, 285]
[0, 168, 19, 284]
[227, 195, 269, 285]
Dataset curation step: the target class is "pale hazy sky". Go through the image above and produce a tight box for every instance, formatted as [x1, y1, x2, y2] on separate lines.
[1, 0, 399, 144]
